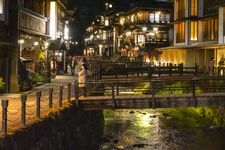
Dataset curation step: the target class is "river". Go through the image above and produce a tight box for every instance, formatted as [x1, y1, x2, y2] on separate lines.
[97, 109, 225, 150]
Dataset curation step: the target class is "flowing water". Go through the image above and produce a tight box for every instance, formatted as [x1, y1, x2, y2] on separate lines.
[97, 109, 225, 150]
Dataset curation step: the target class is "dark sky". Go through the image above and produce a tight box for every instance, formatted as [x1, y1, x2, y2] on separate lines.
[68, 0, 143, 54]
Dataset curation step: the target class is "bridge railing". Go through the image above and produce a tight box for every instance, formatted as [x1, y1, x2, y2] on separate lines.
[95, 61, 199, 79]
[77, 77, 225, 107]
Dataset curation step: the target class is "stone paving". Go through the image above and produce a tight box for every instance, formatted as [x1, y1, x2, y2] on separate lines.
[0, 75, 76, 136]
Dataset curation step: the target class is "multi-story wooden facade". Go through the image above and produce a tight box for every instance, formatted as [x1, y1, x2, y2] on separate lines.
[0, 0, 74, 93]
[84, 0, 173, 61]
[159, 0, 225, 71]
[47, 0, 74, 75]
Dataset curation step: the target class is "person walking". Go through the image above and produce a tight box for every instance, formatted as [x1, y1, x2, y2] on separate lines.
[78, 64, 88, 97]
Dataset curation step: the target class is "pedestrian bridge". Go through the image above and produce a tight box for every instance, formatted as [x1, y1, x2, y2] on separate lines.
[77, 77, 225, 110]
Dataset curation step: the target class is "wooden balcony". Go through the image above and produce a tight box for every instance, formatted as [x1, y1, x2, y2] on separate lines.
[19, 8, 48, 36]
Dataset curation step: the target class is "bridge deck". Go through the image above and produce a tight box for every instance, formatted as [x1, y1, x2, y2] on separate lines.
[79, 93, 225, 109]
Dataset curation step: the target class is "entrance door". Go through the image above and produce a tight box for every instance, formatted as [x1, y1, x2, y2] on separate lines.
[0, 57, 9, 92]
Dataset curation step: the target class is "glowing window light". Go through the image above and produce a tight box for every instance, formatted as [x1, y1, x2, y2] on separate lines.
[50, 1, 57, 40]
[64, 24, 69, 40]
[0, 0, 3, 14]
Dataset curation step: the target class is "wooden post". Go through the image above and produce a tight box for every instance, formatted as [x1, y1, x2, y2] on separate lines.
[151, 82, 156, 108]
[1, 99, 8, 136]
[99, 63, 102, 80]
[148, 63, 152, 78]
[158, 66, 161, 77]
[21, 94, 27, 127]
[195, 63, 198, 76]
[75, 80, 79, 106]
[192, 79, 197, 106]
[49, 88, 53, 108]
[116, 80, 119, 96]
[169, 63, 172, 77]
[67, 83, 71, 103]
[59, 85, 63, 107]
[179, 63, 183, 76]
[112, 83, 116, 108]
[36, 91, 41, 119]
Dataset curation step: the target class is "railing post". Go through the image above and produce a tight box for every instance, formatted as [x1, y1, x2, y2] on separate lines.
[148, 63, 152, 78]
[99, 63, 102, 80]
[112, 83, 116, 108]
[116, 80, 119, 96]
[67, 83, 71, 103]
[169, 63, 172, 77]
[195, 63, 198, 76]
[1, 99, 8, 136]
[192, 79, 197, 106]
[158, 66, 161, 77]
[36, 91, 41, 119]
[151, 82, 156, 108]
[74, 80, 79, 106]
[21, 94, 27, 127]
[49, 88, 53, 109]
[179, 63, 183, 76]
[59, 85, 63, 108]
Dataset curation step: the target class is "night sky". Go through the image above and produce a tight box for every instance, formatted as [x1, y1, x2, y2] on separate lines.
[69, 0, 135, 54]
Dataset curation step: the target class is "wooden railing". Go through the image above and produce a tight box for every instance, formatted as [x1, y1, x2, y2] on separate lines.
[98, 62, 198, 78]
[77, 77, 225, 109]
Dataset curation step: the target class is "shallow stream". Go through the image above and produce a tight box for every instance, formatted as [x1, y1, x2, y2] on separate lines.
[97, 109, 225, 150]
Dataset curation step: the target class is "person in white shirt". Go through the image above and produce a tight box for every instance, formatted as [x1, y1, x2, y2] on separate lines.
[78, 64, 87, 97]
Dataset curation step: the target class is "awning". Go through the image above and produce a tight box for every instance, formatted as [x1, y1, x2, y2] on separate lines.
[48, 38, 67, 50]
[20, 57, 33, 63]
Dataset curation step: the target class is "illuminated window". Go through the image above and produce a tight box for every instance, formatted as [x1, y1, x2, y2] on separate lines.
[120, 17, 125, 25]
[203, 18, 218, 41]
[191, 0, 198, 16]
[131, 15, 134, 22]
[155, 13, 160, 23]
[175, 0, 186, 19]
[166, 14, 170, 23]
[0, 0, 3, 14]
[64, 22, 69, 40]
[50, 1, 57, 39]
[149, 13, 154, 23]
[160, 13, 165, 23]
[105, 18, 109, 26]
[190, 21, 198, 41]
[0, 0, 4, 20]
[175, 22, 185, 43]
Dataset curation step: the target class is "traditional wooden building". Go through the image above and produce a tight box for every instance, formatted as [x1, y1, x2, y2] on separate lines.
[48, 0, 74, 75]
[117, 1, 173, 61]
[0, 0, 74, 93]
[84, 0, 173, 61]
[159, 0, 225, 72]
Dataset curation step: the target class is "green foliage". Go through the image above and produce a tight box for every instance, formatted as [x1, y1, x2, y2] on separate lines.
[33, 73, 45, 83]
[164, 107, 225, 127]
[218, 57, 225, 67]
[0, 77, 5, 90]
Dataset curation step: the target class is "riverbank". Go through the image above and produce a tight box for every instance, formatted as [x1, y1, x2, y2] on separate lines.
[0, 105, 104, 150]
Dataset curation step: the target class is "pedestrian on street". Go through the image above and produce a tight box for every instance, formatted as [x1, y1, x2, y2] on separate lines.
[78, 63, 88, 97]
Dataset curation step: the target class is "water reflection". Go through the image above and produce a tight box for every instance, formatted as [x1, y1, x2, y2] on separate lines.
[98, 109, 225, 150]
